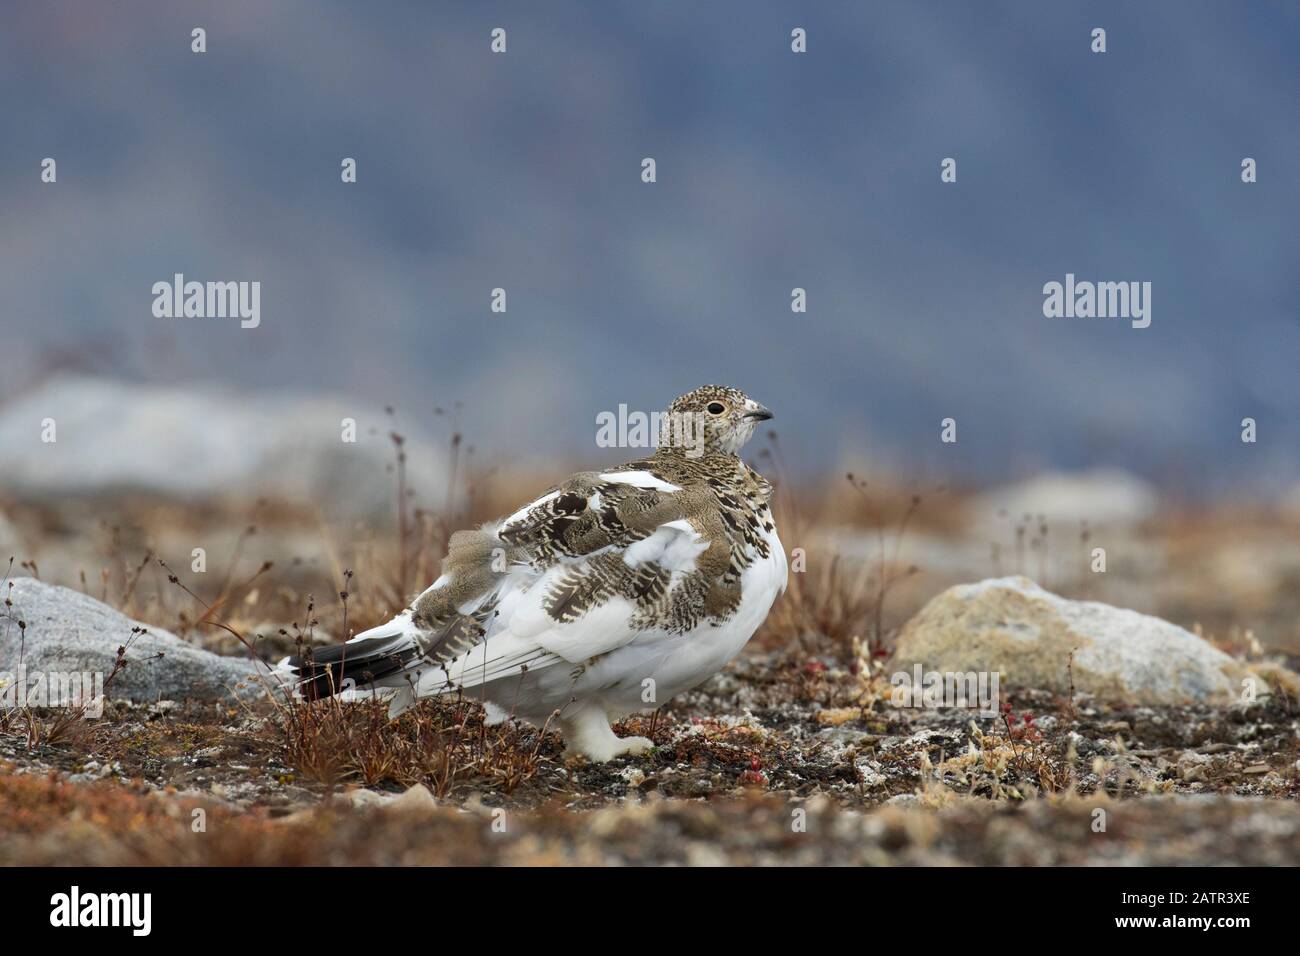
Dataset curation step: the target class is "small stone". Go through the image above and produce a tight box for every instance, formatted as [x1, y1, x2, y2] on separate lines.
[619, 767, 646, 788]
[388, 784, 438, 813]
[815, 727, 879, 747]
[337, 789, 390, 809]
[854, 758, 886, 788]
[816, 707, 861, 727]
[1178, 753, 1213, 783]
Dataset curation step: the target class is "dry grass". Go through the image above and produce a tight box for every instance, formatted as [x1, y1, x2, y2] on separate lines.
[270, 695, 549, 797]
[756, 463, 922, 659]
[0, 704, 97, 752]
[760, 553, 891, 658]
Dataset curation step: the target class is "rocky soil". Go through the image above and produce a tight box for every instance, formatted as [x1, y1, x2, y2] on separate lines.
[2, 647, 1297, 865]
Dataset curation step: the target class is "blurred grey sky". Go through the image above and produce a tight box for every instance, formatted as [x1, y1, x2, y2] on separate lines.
[2, 1, 1297, 492]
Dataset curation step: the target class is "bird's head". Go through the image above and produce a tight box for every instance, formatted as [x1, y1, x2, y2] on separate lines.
[660, 385, 773, 457]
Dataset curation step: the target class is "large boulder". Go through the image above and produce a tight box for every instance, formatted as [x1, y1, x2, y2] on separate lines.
[0, 577, 262, 704]
[892, 577, 1272, 706]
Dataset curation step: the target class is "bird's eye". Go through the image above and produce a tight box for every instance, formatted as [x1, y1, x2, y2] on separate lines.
[707, 402, 726, 415]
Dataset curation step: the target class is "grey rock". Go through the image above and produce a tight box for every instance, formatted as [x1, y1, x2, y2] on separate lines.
[892, 576, 1280, 707]
[1, 577, 263, 704]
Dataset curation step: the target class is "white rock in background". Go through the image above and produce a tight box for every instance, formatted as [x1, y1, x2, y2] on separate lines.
[974, 468, 1158, 527]
[0, 510, 24, 559]
[892, 576, 1270, 706]
[0, 375, 446, 513]
[0, 577, 263, 703]
[1280, 482, 1300, 519]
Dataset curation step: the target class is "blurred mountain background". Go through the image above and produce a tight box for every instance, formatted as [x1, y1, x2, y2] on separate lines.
[1, 1, 1297, 496]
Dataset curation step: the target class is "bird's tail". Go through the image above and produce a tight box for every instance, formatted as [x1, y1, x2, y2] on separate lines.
[274, 615, 425, 713]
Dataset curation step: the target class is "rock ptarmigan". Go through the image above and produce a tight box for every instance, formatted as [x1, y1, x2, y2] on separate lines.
[279, 385, 786, 761]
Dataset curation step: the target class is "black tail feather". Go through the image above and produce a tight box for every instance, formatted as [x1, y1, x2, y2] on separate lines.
[287, 634, 420, 700]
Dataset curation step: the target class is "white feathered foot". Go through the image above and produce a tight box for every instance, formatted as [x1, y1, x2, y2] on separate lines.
[560, 704, 653, 763]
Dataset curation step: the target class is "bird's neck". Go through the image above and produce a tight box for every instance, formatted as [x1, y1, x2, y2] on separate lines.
[650, 445, 745, 480]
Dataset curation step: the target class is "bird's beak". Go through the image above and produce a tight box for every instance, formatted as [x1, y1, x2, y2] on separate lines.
[744, 403, 774, 422]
